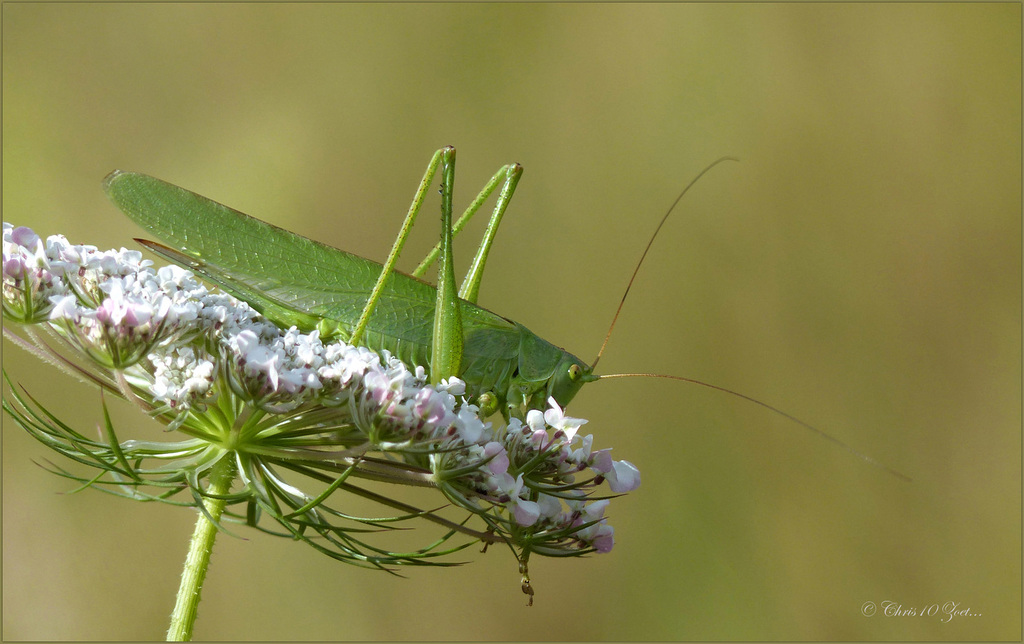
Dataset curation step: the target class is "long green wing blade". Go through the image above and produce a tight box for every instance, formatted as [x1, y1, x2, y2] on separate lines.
[103, 171, 521, 372]
[104, 171, 391, 325]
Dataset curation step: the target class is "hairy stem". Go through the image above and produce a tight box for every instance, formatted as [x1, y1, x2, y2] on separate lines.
[166, 456, 236, 641]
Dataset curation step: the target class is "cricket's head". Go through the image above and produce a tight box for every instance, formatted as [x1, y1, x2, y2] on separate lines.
[546, 353, 598, 410]
[501, 352, 596, 422]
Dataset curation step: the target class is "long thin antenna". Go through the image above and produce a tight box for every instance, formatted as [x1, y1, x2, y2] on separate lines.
[597, 372, 911, 482]
[590, 156, 739, 371]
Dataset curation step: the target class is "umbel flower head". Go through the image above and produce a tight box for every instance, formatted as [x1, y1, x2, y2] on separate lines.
[3, 222, 639, 586]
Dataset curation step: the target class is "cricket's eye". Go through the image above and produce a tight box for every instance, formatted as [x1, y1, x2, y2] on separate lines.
[568, 364, 582, 380]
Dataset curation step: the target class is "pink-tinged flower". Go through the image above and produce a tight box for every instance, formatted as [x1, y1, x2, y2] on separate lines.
[590, 525, 615, 553]
[606, 460, 641, 493]
[11, 226, 42, 254]
[572, 500, 615, 552]
[454, 405, 486, 444]
[536, 493, 562, 520]
[96, 281, 154, 328]
[360, 364, 391, 403]
[568, 433, 594, 465]
[413, 388, 451, 426]
[482, 441, 509, 475]
[436, 377, 465, 397]
[528, 428, 549, 451]
[49, 295, 80, 321]
[493, 473, 540, 527]
[591, 448, 614, 474]
[525, 408, 546, 433]
[291, 330, 321, 366]
[543, 397, 587, 440]
[3, 256, 25, 279]
[235, 329, 282, 390]
[584, 499, 610, 520]
[512, 487, 541, 527]
[277, 367, 320, 394]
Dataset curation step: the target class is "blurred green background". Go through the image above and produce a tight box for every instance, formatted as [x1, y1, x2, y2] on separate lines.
[2, 3, 1019, 641]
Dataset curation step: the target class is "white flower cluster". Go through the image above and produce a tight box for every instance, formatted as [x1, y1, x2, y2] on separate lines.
[3, 223, 70, 322]
[3, 222, 639, 556]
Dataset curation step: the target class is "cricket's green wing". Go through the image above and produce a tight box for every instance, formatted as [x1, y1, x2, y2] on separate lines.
[103, 171, 523, 382]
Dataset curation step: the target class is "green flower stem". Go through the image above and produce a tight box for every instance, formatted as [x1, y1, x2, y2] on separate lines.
[166, 456, 237, 642]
